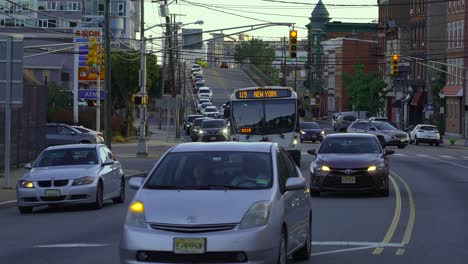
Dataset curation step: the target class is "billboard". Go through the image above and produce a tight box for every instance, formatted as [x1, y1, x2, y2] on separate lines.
[74, 28, 104, 81]
[182, 28, 203, 49]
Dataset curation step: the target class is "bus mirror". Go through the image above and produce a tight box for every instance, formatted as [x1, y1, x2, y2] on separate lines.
[298, 108, 305, 117]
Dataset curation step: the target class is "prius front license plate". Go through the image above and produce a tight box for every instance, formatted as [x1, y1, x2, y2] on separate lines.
[210, 136, 216, 140]
[45, 189, 61, 197]
[174, 238, 205, 254]
[341, 176, 356, 184]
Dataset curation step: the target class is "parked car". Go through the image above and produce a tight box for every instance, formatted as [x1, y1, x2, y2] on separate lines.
[308, 133, 393, 197]
[347, 120, 410, 148]
[197, 98, 211, 111]
[300, 122, 325, 143]
[199, 119, 230, 142]
[121, 142, 312, 263]
[193, 80, 205, 93]
[368, 117, 397, 127]
[46, 123, 102, 147]
[183, 114, 204, 135]
[203, 106, 219, 118]
[16, 144, 125, 213]
[72, 125, 104, 143]
[409, 124, 441, 146]
[190, 64, 201, 73]
[190, 117, 209, 141]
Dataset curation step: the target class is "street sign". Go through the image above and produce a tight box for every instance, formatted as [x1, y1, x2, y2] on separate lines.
[78, 89, 105, 99]
[424, 104, 434, 113]
[0, 37, 23, 104]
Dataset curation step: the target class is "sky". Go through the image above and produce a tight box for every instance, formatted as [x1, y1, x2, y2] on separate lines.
[143, 0, 378, 42]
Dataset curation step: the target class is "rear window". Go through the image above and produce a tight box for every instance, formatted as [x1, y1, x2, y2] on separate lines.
[420, 126, 437, 131]
[202, 120, 225, 128]
[199, 89, 210, 93]
[187, 115, 203, 122]
[145, 152, 273, 190]
[193, 118, 206, 126]
[343, 115, 357, 121]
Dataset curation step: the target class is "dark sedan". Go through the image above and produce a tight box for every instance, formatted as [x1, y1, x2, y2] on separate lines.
[300, 122, 325, 143]
[308, 133, 394, 197]
[190, 117, 209, 142]
[199, 119, 230, 142]
[183, 114, 204, 135]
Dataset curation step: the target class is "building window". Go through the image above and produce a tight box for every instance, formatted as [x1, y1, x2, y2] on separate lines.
[118, 3, 124, 16]
[67, 2, 81, 11]
[462, 21, 465, 48]
[38, 19, 47, 27]
[0, 19, 5, 27]
[98, 3, 104, 15]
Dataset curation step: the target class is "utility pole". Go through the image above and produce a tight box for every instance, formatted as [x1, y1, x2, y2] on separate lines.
[104, 0, 112, 148]
[282, 37, 286, 86]
[165, 1, 177, 139]
[96, 64, 101, 132]
[137, 0, 148, 156]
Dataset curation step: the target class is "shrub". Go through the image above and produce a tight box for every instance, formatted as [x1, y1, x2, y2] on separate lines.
[449, 137, 457, 145]
[113, 135, 126, 143]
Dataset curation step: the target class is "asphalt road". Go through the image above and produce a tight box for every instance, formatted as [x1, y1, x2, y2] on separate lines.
[1, 69, 467, 263]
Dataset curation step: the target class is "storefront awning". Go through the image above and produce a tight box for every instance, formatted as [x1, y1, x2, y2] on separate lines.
[410, 89, 425, 107]
[442, 85, 463, 97]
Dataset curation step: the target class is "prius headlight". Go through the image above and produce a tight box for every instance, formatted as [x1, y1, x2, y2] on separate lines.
[300, 130, 306, 135]
[125, 201, 147, 228]
[239, 201, 271, 229]
[368, 164, 385, 172]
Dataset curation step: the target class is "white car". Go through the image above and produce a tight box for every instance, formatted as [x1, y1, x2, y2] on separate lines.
[409, 124, 441, 146]
[203, 106, 219, 118]
[191, 64, 201, 73]
[199, 102, 213, 114]
[197, 98, 210, 110]
[198, 87, 212, 100]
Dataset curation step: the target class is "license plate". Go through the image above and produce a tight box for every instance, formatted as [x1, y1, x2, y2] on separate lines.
[341, 176, 355, 184]
[45, 189, 61, 197]
[174, 238, 205, 254]
[400, 139, 405, 142]
[210, 136, 216, 140]
[312, 135, 317, 138]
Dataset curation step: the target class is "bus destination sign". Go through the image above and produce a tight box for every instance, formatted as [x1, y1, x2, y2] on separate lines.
[236, 89, 291, 99]
[240, 127, 252, 133]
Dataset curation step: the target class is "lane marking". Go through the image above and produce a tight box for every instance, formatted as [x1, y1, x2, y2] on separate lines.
[416, 154, 429, 157]
[0, 200, 16, 206]
[312, 245, 378, 256]
[312, 241, 403, 247]
[391, 171, 416, 249]
[463, 157, 468, 159]
[428, 157, 468, 169]
[439, 155, 453, 159]
[373, 176, 402, 255]
[393, 153, 407, 157]
[396, 248, 406, 255]
[33, 243, 110, 248]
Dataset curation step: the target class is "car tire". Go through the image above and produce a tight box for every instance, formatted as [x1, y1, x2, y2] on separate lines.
[397, 145, 406, 149]
[93, 182, 104, 210]
[435, 142, 440, 146]
[300, 139, 303, 143]
[277, 229, 287, 264]
[292, 216, 311, 260]
[415, 136, 419, 145]
[430, 143, 434, 146]
[113, 178, 125, 204]
[18, 206, 33, 214]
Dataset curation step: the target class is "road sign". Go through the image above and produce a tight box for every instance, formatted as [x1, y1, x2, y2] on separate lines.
[78, 89, 105, 99]
[424, 104, 434, 113]
[0, 37, 23, 104]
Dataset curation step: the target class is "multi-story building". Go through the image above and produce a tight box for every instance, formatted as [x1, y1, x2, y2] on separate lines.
[306, 0, 378, 118]
[322, 38, 378, 113]
[442, 0, 465, 135]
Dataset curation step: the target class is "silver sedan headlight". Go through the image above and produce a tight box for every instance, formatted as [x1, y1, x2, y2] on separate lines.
[72, 176, 95, 186]
[239, 201, 271, 229]
[19, 180, 35, 188]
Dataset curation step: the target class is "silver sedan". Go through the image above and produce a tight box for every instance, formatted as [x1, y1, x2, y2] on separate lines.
[16, 144, 125, 213]
[120, 142, 312, 264]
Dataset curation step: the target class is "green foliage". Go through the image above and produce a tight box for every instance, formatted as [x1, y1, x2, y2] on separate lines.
[47, 83, 72, 120]
[195, 58, 208, 68]
[449, 136, 457, 145]
[234, 39, 276, 76]
[341, 64, 388, 115]
[110, 52, 161, 111]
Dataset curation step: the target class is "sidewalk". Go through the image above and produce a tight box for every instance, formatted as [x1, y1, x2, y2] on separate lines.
[0, 167, 146, 209]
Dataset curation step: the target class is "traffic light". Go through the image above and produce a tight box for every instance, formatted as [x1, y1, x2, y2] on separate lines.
[132, 94, 149, 105]
[289, 30, 298, 58]
[390, 54, 399, 76]
[86, 37, 99, 68]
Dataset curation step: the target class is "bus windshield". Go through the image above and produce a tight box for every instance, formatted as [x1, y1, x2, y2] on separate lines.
[232, 99, 296, 135]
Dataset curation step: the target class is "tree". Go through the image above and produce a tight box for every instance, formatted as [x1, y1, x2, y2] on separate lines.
[341, 64, 388, 115]
[234, 38, 276, 77]
[47, 82, 72, 119]
[195, 58, 208, 68]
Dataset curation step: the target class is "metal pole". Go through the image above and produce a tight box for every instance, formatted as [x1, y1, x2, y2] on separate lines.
[73, 39, 79, 125]
[3, 37, 12, 188]
[282, 37, 286, 86]
[96, 69, 101, 132]
[294, 58, 297, 91]
[137, 0, 148, 156]
[104, 0, 112, 148]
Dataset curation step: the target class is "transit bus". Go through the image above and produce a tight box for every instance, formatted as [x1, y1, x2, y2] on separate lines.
[226, 86, 305, 166]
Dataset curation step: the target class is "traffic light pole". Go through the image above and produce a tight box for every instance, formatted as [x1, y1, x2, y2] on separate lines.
[96, 67, 101, 132]
[137, 0, 148, 156]
[104, 0, 112, 148]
